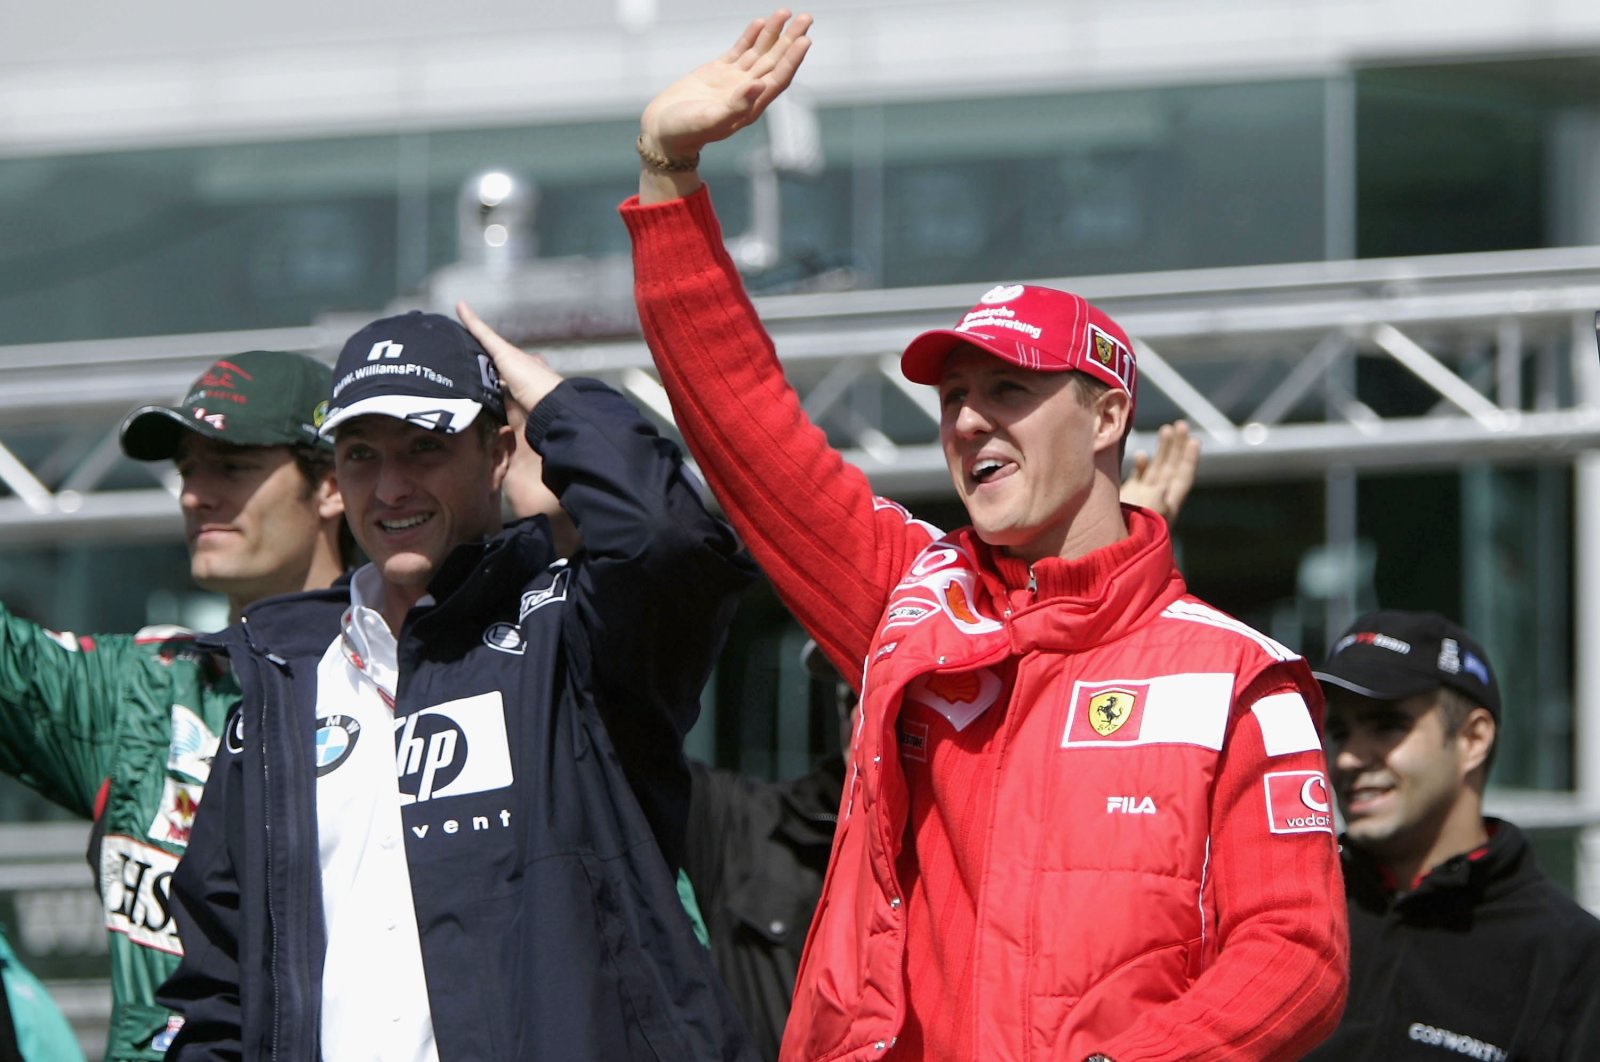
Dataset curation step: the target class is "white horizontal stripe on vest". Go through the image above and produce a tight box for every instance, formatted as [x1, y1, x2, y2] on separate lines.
[1250, 692, 1322, 756]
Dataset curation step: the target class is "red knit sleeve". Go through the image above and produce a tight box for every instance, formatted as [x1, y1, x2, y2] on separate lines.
[1098, 664, 1349, 1061]
[621, 187, 933, 685]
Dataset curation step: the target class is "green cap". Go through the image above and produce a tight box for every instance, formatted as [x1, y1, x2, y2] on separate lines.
[120, 350, 333, 461]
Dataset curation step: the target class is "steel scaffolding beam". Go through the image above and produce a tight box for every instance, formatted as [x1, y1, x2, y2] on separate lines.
[1, 244, 1599, 544]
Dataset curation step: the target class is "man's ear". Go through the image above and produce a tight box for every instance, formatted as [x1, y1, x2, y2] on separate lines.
[316, 472, 344, 522]
[1457, 706, 1496, 780]
[487, 424, 517, 492]
[1094, 387, 1133, 456]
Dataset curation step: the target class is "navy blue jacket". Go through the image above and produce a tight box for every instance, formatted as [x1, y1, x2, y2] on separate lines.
[159, 379, 758, 1060]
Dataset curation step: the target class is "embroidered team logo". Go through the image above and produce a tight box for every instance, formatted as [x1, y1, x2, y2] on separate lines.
[1093, 331, 1117, 367]
[394, 692, 513, 805]
[225, 711, 245, 754]
[145, 779, 205, 846]
[980, 283, 1025, 305]
[519, 566, 572, 619]
[884, 599, 937, 628]
[1087, 325, 1135, 393]
[898, 718, 930, 763]
[166, 705, 219, 782]
[314, 715, 362, 777]
[1087, 689, 1138, 737]
[1264, 770, 1334, 835]
[1062, 674, 1234, 750]
[482, 622, 525, 655]
[942, 581, 983, 625]
[905, 668, 1003, 733]
[101, 835, 184, 955]
[1066, 682, 1148, 744]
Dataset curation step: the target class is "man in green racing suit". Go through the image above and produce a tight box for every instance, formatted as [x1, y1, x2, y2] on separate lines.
[0, 350, 347, 1059]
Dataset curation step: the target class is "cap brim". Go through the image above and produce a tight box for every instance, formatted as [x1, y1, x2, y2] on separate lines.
[1312, 669, 1439, 703]
[900, 330, 971, 384]
[319, 394, 484, 437]
[120, 406, 209, 461]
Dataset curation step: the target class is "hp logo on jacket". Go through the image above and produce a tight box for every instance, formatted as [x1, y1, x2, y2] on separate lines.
[395, 691, 514, 805]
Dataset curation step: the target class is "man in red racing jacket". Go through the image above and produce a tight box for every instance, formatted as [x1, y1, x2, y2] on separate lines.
[622, 13, 1348, 1061]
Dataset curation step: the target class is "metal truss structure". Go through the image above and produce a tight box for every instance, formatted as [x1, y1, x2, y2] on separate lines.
[1, 243, 1599, 547]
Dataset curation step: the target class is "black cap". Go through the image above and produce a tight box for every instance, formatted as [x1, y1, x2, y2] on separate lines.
[120, 350, 332, 461]
[1315, 610, 1500, 719]
[318, 311, 505, 437]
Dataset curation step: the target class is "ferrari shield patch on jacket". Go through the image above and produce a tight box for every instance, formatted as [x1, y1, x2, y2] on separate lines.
[1062, 673, 1234, 749]
[1087, 688, 1138, 737]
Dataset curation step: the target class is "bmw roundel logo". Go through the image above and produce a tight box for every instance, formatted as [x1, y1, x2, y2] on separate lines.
[483, 622, 525, 655]
[314, 715, 362, 776]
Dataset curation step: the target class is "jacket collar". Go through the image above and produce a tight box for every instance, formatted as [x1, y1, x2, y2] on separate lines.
[1343, 817, 1529, 912]
[208, 516, 562, 661]
[966, 505, 1185, 654]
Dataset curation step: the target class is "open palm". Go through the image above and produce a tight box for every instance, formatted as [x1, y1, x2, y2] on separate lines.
[641, 10, 813, 160]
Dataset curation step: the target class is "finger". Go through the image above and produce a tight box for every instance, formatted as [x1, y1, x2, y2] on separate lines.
[1148, 422, 1184, 474]
[748, 11, 811, 78]
[744, 35, 812, 122]
[730, 79, 766, 119]
[753, 30, 811, 91]
[503, 392, 531, 433]
[1172, 435, 1200, 494]
[721, 17, 767, 63]
[457, 300, 549, 370]
[456, 300, 512, 357]
[1149, 422, 1176, 465]
[739, 9, 791, 71]
[1160, 421, 1197, 471]
[1159, 425, 1200, 519]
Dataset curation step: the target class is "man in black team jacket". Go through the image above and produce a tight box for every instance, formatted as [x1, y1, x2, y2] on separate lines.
[1305, 610, 1600, 1062]
[160, 305, 757, 1061]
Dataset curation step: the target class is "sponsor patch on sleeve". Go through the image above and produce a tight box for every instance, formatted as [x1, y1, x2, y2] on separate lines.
[166, 704, 220, 781]
[1264, 770, 1334, 835]
[101, 835, 184, 955]
[146, 778, 205, 847]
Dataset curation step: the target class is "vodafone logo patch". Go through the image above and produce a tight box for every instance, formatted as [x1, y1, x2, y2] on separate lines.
[1264, 770, 1334, 835]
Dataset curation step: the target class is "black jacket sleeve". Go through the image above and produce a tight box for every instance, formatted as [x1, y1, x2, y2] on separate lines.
[157, 708, 245, 1061]
[525, 378, 755, 862]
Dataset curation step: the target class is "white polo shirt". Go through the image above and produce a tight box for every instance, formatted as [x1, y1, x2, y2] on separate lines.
[314, 565, 438, 1062]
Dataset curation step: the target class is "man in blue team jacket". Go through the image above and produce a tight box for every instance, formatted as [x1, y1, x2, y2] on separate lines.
[161, 304, 757, 1060]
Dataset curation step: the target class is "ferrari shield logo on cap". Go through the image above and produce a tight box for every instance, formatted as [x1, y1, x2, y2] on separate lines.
[1088, 689, 1137, 737]
[1093, 330, 1118, 367]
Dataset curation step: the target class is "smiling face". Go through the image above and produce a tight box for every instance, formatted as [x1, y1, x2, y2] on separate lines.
[176, 435, 343, 611]
[937, 345, 1130, 563]
[1324, 687, 1493, 883]
[333, 415, 513, 622]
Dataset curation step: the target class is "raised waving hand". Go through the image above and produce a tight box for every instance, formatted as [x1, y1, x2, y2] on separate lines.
[639, 10, 813, 202]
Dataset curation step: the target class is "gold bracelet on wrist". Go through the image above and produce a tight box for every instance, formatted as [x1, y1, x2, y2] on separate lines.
[636, 134, 701, 173]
